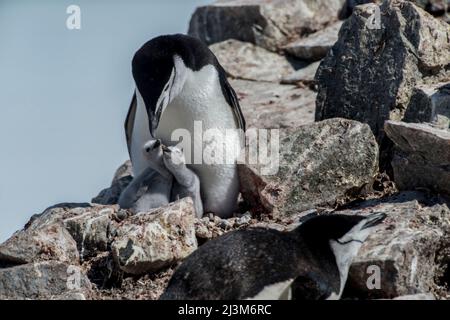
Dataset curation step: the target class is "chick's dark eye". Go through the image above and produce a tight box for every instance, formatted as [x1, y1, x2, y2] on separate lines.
[145, 147, 151, 153]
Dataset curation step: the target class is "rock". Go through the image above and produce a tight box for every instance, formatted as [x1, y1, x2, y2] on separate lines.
[412, 0, 450, 17]
[22, 203, 119, 260]
[404, 82, 450, 125]
[316, 1, 450, 142]
[195, 220, 213, 239]
[188, 0, 346, 52]
[239, 118, 379, 216]
[340, 0, 378, 18]
[219, 219, 233, 230]
[231, 79, 316, 129]
[111, 198, 198, 275]
[235, 213, 252, 226]
[281, 61, 321, 86]
[0, 223, 79, 265]
[385, 121, 450, 196]
[209, 39, 297, 82]
[393, 293, 436, 300]
[341, 192, 450, 299]
[0, 262, 93, 300]
[64, 207, 116, 259]
[111, 160, 133, 183]
[92, 161, 133, 205]
[341, 0, 449, 19]
[284, 21, 343, 61]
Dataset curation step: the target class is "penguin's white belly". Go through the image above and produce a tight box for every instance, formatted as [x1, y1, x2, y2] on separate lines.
[157, 65, 241, 217]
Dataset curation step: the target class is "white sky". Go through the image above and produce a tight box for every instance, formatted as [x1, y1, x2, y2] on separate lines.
[0, 0, 210, 242]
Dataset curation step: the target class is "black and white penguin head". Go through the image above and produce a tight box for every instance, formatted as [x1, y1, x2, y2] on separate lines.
[132, 34, 211, 134]
[162, 145, 186, 170]
[297, 213, 386, 299]
[299, 212, 386, 251]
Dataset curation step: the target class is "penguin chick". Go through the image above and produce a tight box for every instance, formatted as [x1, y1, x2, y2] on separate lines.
[118, 139, 173, 214]
[162, 145, 204, 218]
[160, 212, 386, 300]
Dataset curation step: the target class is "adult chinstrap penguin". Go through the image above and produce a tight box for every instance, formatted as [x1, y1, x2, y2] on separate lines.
[125, 34, 246, 218]
[160, 212, 386, 300]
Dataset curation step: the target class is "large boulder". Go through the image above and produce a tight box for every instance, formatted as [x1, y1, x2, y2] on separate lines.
[341, 0, 450, 19]
[63, 207, 117, 259]
[281, 61, 321, 86]
[210, 39, 297, 82]
[19, 203, 119, 261]
[238, 118, 379, 216]
[283, 21, 344, 61]
[404, 82, 450, 124]
[316, 1, 450, 142]
[0, 222, 79, 265]
[385, 121, 450, 196]
[231, 79, 316, 129]
[341, 192, 450, 299]
[92, 161, 133, 205]
[188, 0, 346, 52]
[111, 198, 198, 275]
[0, 262, 93, 300]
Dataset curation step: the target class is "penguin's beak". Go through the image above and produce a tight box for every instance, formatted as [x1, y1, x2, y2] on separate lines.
[362, 212, 387, 230]
[162, 145, 171, 153]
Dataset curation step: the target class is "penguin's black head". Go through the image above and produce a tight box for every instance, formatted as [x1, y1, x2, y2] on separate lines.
[294, 213, 386, 299]
[132, 36, 178, 135]
[132, 34, 215, 135]
[297, 213, 386, 247]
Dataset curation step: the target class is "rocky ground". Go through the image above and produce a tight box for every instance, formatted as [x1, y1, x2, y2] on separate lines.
[0, 0, 449, 300]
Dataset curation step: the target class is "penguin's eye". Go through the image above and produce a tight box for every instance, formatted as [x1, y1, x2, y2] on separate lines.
[145, 147, 151, 153]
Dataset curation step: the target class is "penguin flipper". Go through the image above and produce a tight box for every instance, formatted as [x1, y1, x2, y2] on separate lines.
[216, 63, 246, 132]
[125, 92, 137, 157]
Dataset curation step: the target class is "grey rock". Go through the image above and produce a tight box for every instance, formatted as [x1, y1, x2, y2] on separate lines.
[393, 293, 436, 300]
[230, 79, 316, 129]
[52, 292, 89, 300]
[195, 220, 213, 239]
[111, 198, 198, 275]
[92, 161, 133, 205]
[284, 21, 343, 61]
[0, 223, 79, 265]
[111, 160, 133, 184]
[385, 121, 450, 196]
[235, 213, 252, 226]
[404, 82, 450, 125]
[341, 192, 450, 299]
[22, 203, 119, 260]
[0, 262, 93, 300]
[219, 219, 233, 230]
[341, 0, 449, 18]
[209, 39, 296, 82]
[63, 207, 116, 259]
[316, 1, 450, 142]
[188, 0, 346, 52]
[239, 118, 379, 216]
[281, 61, 321, 86]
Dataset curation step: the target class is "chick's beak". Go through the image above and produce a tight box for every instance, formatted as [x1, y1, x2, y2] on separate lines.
[162, 145, 171, 153]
